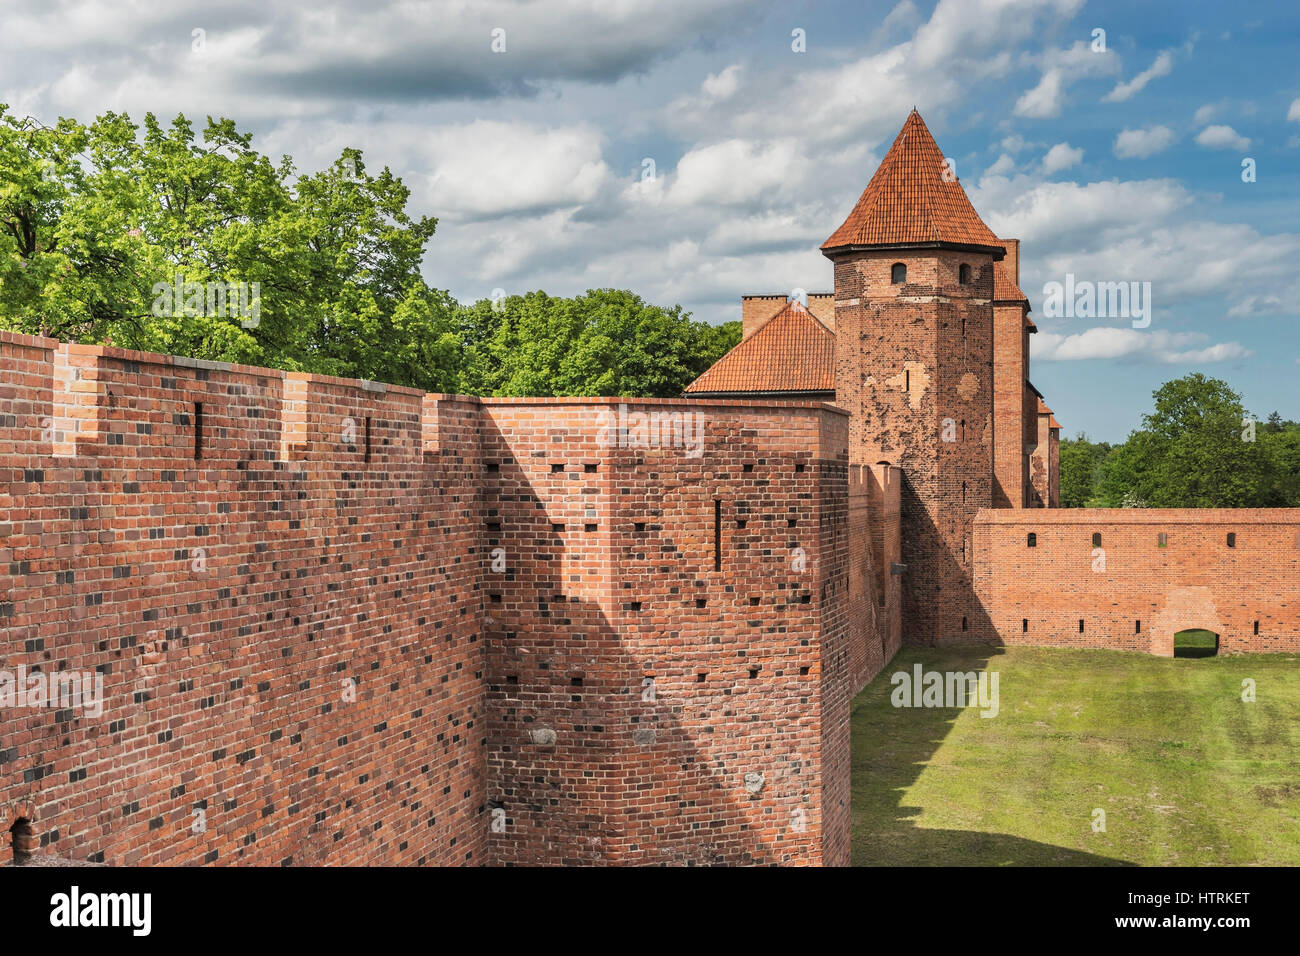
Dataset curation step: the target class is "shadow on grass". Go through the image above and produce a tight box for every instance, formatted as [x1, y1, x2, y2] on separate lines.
[851, 644, 1132, 867]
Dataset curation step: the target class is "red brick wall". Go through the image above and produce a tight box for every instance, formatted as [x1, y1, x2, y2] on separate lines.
[742, 293, 835, 338]
[973, 509, 1300, 654]
[2, 334, 882, 866]
[0, 332, 488, 866]
[992, 301, 1028, 508]
[477, 398, 860, 865]
[830, 249, 995, 646]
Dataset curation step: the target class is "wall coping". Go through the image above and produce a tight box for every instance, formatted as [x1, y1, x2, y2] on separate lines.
[975, 508, 1300, 525]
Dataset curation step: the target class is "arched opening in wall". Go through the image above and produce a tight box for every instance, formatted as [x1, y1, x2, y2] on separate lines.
[1173, 629, 1219, 659]
[959, 263, 971, 285]
[1226, 532, 1237, 548]
[9, 818, 35, 865]
[1092, 532, 1102, 547]
[891, 263, 907, 284]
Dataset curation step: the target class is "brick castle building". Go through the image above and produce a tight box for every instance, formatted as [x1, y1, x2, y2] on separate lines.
[1, 111, 1296, 867]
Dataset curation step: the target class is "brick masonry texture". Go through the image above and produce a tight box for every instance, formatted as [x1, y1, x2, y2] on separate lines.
[1, 332, 900, 865]
[973, 510, 1300, 656]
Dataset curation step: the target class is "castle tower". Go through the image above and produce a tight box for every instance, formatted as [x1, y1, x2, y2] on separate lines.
[822, 110, 1007, 645]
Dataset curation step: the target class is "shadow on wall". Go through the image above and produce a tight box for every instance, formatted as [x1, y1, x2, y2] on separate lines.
[478, 409, 838, 865]
[849, 645, 1132, 866]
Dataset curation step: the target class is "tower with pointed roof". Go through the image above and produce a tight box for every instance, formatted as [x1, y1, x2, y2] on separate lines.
[819, 108, 1006, 645]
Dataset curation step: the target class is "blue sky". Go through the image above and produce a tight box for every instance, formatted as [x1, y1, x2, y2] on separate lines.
[2, 0, 1297, 441]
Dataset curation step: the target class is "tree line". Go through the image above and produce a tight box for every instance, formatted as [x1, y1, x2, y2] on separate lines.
[0, 107, 738, 397]
[1059, 374, 1300, 508]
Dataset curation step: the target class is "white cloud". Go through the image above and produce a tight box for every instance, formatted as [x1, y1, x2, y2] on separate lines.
[666, 138, 803, 206]
[1041, 142, 1083, 173]
[986, 153, 1016, 175]
[1103, 49, 1174, 102]
[1288, 98, 1300, 122]
[1113, 125, 1176, 159]
[1015, 69, 1065, 118]
[1193, 104, 1218, 125]
[1195, 125, 1250, 150]
[420, 121, 612, 220]
[701, 64, 742, 101]
[1032, 328, 1250, 363]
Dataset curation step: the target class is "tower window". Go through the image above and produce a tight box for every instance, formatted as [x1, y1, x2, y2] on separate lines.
[1027, 533, 1037, 548]
[891, 263, 907, 284]
[1227, 532, 1236, 549]
[1092, 532, 1102, 547]
[959, 263, 971, 285]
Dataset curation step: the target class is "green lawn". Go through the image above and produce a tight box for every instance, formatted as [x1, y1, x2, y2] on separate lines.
[851, 644, 1300, 866]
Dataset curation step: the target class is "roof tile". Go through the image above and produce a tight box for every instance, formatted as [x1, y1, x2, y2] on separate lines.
[684, 302, 834, 395]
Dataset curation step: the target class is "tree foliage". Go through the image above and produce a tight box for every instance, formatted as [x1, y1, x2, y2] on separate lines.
[1060, 373, 1298, 508]
[2, 106, 738, 398]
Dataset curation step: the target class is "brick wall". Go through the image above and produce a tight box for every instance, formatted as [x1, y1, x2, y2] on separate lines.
[742, 293, 835, 338]
[830, 249, 995, 647]
[973, 509, 1300, 654]
[0, 332, 488, 865]
[2, 334, 894, 866]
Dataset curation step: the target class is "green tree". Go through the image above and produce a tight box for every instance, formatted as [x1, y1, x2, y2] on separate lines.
[1095, 374, 1283, 507]
[1058, 432, 1112, 507]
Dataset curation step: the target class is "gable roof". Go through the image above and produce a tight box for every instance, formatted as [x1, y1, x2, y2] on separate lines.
[684, 302, 834, 395]
[822, 110, 1005, 256]
[1036, 396, 1062, 430]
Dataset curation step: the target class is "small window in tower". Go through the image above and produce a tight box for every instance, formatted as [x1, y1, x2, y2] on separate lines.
[1027, 533, 1037, 548]
[959, 263, 971, 285]
[1227, 532, 1236, 549]
[891, 263, 907, 284]
[1092, 532, 1102, 547]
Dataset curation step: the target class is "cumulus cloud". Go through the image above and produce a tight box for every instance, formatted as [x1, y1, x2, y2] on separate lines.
[1195, 125, 1251, 150]
[1113, 125, 1176, 159]
[1014, 40, 1118, 119]
[1288, 98, 1300, 122]
[1032, 328, 1250, 364]
[1041, 142, 1083, 173]
[420, 121, 612, 220]
[1103, 50, 1174, 102]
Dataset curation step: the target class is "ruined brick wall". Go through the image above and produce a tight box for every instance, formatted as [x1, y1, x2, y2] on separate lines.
[973, 509, 1300, 654]
[1029, 412, 1051, 507]
[479, 397, 858, 865]
[846, 463, 902, 695]
[0, 332, 488, 866]
[831, 249, 995, 647]
[2, 333, 871, 866]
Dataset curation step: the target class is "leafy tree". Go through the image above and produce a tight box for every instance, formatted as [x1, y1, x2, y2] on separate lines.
[1058, 432, 1112, 507]
[1095, 374, 1284, 507]
[458, 289, 739, 398]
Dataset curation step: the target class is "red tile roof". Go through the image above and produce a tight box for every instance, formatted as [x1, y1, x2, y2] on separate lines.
[993, 261, 1036, 329]
[822, 110, 1005, 255]
[1035, 396, 1061, 430]
[684, 302, 834, 395]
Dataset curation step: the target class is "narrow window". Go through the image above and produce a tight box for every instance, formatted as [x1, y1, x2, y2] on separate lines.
[364, 416, 372, 463]
[1135, 620, 1141, 634]
[962, 481, 966, 503]
[1027, 532, 1037, 548]
[1227, 532, 1236, 549]
[904, 369, 910, 392]
[193, 402, 203, 459]
[1254, 620, 1260, 635]
[959, 263, 971, 285]
[713, 499, 722, 572]
[961, 616, 968, 631]
[961, 316, 966, 339]
[1022, 619, 1028, 633]
[1092, 532, 1102, 547]
[1158, 532, 1167, 548]
[891, 262, 907, 284]
[960, 419, 966, 441]
[1078, 619, 1085, 633]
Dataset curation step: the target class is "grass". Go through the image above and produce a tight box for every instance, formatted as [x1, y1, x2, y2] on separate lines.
[850, 644, 1300, 866]
[1175, 628, 1220, 658]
